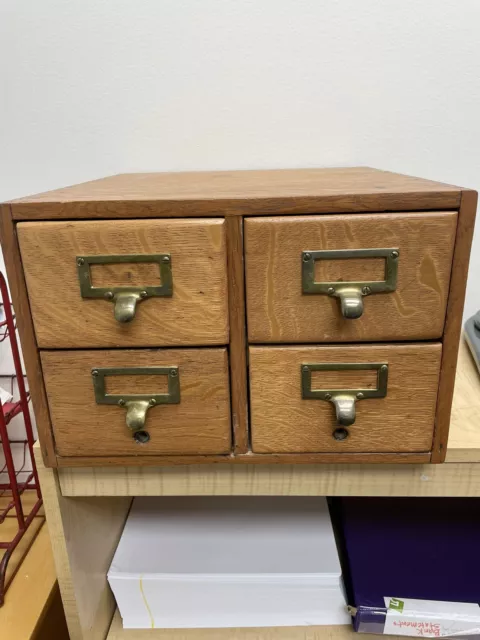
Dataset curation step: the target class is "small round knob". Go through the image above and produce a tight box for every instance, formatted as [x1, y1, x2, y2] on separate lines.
[133, 430, 150, 444]
[333, 427, 349, 441]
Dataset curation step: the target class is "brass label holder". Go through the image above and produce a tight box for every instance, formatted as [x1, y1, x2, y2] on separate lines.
[301, 248, 399, 319]
[301, 362, 388, 439]
[91, 366, 180, 443]
[77, 254, 173, 323]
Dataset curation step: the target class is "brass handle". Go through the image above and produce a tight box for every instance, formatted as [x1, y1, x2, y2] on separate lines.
[113, 292, 142, 323]
[301, 362, 388, 434]
[124, 399, 155, 431]
[77, 254, 173, 324]
[330, 394, 357, 426]
[301, 248, 399, 319]
[336, 288, 364, 320]
[91, 366, 180, 442]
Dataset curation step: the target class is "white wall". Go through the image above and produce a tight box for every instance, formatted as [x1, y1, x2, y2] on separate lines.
[1, 0, 479, 320]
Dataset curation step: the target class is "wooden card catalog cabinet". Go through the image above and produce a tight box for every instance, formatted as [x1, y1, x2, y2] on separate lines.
[1, 168, 476, 467]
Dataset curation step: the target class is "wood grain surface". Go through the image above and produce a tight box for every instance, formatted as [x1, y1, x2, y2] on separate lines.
[34, 584, 70, 640]
[43, 336, 480, 468]
[54, 337, 480, 486]
[107, 608, 389, 640]
[55, 452, 429, 467]
[226, 216, 249, 453]
[249, 344, 441, 454]
[0, 518, 68, 640]
[0, 204, 57, 466]
[9, 167, 461, 220]
[35, 444, 131, 640]
[431, 189, 478, 462]
[41, 348, 231, 457]
[58, 460, 480, 498]
[245, 213, 457, 343]
[17, 219, 229, 348]
[0, 503, 44, 592]
[446, 336, 480, 462]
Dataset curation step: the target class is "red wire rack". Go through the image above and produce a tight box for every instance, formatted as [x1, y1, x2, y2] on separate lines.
[0, 271, 43, 605]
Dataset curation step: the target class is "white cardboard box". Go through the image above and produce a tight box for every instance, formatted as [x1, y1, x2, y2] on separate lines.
[108, 496, 349, 629]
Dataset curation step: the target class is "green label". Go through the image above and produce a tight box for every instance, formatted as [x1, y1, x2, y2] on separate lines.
[389, 598, 405, 613]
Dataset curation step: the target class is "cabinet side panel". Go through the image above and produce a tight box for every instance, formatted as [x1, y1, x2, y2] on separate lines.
[0, 204, 57, 466]
[432, 190, 478, 462]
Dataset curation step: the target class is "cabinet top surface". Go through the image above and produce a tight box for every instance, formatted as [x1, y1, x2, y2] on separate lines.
[5, 167, 466, 220]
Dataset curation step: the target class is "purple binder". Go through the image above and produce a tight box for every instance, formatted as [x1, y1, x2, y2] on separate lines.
[333, 498, 480, 634]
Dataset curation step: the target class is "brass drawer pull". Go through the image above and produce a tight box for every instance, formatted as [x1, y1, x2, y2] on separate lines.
[77, 254, 173, 323]
[301, 362, 388, 433]
[301, 248, 399, 319]
[91, 366, 180, 442]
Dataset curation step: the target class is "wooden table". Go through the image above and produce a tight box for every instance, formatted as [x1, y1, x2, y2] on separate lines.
[0, 493, 68, 640]
[35, 337, 480, 640]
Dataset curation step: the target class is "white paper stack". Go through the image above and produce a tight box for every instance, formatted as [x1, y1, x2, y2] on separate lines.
[108, 496, 349, 629]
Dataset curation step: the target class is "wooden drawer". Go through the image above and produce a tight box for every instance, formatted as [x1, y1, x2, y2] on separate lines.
[41, 348, 231, 457]
[18, 219, 229, 348]
[249, 344, 441, 453]
[245, 212, 457, 343]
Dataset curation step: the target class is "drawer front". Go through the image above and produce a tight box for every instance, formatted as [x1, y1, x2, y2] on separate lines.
[249, 344, 441, 453]
[245, 212, 457, 342]
[41, 348, 231, 457]
[18, 219, 228, 348]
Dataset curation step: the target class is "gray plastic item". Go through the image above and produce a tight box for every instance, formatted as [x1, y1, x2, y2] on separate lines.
[464, 311, 480, 374]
